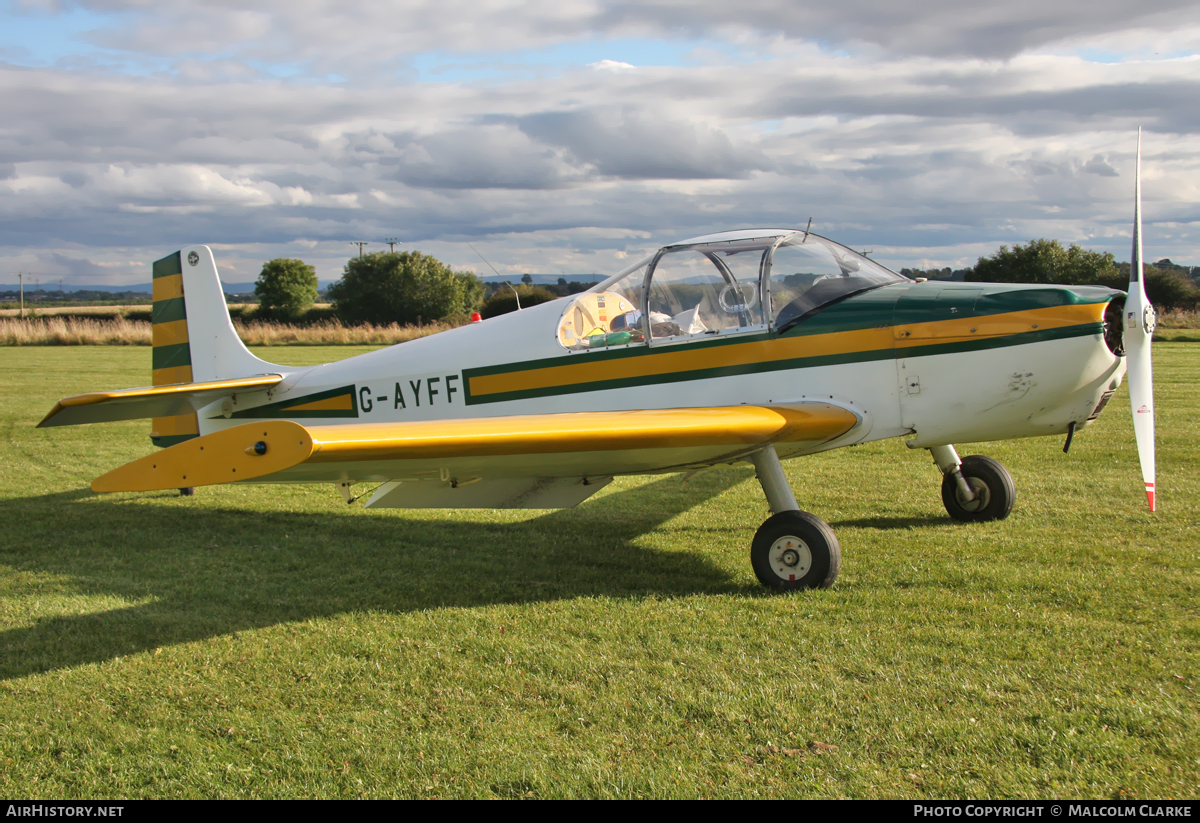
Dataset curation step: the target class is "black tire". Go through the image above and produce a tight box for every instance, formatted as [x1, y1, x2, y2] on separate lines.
[750, 510, 841, 591]
[940, 455, 1015, 522]
[179, 487, 195, 497]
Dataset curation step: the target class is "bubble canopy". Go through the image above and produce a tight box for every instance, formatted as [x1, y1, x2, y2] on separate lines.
[557, 230, 910, 350]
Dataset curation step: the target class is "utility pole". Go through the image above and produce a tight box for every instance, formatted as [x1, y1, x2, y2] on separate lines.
[351, 241, 370, 258]
[17, 273, 23, 318]
[384, 238, 399, 252]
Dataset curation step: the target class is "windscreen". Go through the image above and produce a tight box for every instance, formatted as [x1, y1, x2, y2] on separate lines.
[557, 232, 908, 349]
[769, 236, 907, 330]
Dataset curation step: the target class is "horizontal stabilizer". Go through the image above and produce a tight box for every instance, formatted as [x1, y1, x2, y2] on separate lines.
[39, 374, 283, 428]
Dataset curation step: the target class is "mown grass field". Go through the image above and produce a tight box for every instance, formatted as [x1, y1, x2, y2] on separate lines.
[0, 345, 1196, 799]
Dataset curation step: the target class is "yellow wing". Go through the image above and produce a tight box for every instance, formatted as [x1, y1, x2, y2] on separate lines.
[91, 404, 860, 507]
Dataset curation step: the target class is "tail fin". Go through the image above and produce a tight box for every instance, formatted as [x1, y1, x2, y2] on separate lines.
[150, 245, 275, 447]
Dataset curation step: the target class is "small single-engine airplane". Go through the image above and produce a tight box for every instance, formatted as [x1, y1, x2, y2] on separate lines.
[39, 142, 1157, 591]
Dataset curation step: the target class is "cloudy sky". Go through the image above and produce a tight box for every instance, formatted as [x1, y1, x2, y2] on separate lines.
[2, 0, 1198, 287]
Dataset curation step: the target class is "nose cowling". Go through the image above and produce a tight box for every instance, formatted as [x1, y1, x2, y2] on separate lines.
[895, 282, 1125, 449]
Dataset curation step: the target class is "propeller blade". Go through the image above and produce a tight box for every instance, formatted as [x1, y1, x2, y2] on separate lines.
[1125, 128, 1157, 511]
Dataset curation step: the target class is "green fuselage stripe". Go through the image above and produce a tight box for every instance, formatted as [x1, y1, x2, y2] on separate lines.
[224, 385, 360, 419]
[463, 321, 1103, 406]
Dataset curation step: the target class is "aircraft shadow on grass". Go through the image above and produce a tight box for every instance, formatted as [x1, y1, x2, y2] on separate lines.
[830, 515, 948, 530]
[0, 469, 758, 680]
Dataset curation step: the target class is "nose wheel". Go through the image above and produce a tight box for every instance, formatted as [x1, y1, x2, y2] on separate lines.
[939, 454, 1015, 522]
[751, 510, 841, 590]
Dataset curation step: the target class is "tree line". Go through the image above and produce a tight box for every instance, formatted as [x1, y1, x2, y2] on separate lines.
[253, 253, 595, 325]
[902, 239, 1197, 310]
[254, 239, 1198, 328]
[964, 239, 1198, 310]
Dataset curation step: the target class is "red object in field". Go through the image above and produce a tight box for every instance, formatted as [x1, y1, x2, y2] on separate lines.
[470, 312, 482, 323]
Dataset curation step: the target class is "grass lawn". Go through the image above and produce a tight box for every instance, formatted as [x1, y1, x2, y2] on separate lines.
[0, 345, 1196, 799]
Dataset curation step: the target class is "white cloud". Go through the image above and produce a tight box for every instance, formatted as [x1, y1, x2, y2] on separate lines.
[590, 59, 635, 71]
[0, 2, 1198, 281]
[53, 0, 1200, 66]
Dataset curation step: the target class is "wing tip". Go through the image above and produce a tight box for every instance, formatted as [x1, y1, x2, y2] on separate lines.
[36, 404, 65, 428]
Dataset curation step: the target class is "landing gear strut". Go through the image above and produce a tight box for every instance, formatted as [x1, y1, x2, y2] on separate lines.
[748, 446, 840, 590]
[928, 445, 1015, 522]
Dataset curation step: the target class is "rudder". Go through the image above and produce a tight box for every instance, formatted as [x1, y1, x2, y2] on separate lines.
[150, 251, 197, 447]
[149, 246, 276, 447]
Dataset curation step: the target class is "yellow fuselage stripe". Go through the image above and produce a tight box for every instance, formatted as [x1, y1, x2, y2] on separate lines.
[471, 327, 892, 398]
[468, 304, 1104, 398]
[893, 305, 1098, 343]
[285, 395, 354, 412]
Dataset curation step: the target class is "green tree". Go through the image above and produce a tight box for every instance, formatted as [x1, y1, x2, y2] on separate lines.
[968, 239, 1199, 309]
[479, 285, 559, 319]
[254, 258, 318, 319]
[967, 239, 1120, 286]
[455, 269, 485, 317]
[327, 251, 482, 326]
[521, 273, 534, 285]
[1110, 263, 1200, 310]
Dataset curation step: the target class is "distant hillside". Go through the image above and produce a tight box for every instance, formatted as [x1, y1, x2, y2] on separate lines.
[477, 274, 606, 285]
[0, 281, 341, 302]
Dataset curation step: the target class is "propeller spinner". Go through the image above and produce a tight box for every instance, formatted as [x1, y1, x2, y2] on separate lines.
[1125, 129, 1157, 511]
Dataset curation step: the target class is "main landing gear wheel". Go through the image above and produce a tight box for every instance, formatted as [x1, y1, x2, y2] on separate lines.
[750, 510, 841, 591]
[941, 455, 1015, 522]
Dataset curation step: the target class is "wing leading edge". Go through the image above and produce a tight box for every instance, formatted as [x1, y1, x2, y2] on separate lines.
[90, 404, 860, 496]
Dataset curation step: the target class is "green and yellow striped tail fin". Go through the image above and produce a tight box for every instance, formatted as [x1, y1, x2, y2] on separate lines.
[150, 251, 199, 447]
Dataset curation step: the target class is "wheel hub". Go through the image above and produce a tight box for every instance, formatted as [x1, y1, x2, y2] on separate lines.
[769, 535, 812, 582]
[956, 477, 990, 512]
